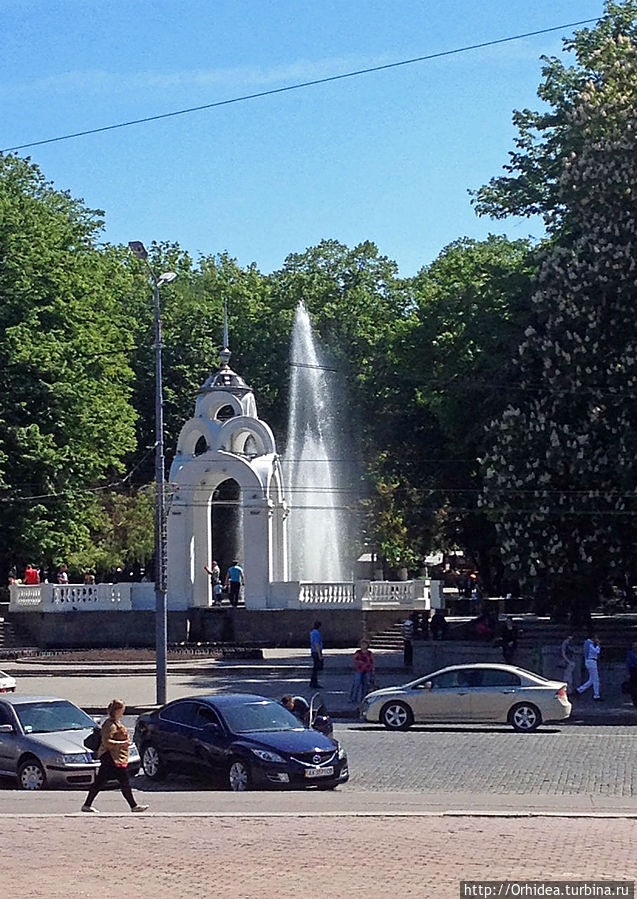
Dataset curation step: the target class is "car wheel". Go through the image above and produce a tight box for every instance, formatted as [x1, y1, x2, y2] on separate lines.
[380, 701, 414, 731]
[18, 757, 47, 791]
[141, 743, 166, 780]
[509, 703, 542, 732]
[228, 759, 251, 792]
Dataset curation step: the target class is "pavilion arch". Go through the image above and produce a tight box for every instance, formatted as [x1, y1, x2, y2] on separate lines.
[216, 417, 276, 456]
[172, 451, 265, 495]
[198, 393, 244, 422]
[176, 419, 218, 457]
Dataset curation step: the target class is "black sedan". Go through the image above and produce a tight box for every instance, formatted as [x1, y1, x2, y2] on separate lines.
[134, 693, 349, 792]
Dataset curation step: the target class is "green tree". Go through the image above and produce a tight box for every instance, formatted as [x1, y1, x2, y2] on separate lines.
[0, 155, 137, 573]
[480, 106, 637, 619]
[474, 1, 637, 230]
[377, 236, 536, 584]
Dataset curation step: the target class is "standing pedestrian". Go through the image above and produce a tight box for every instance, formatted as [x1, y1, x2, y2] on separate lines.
[625, 641, 637, 708]
[57, 564, 69, 584]
[349, 639, 375, 703]
[402, 615, 415, 667]
[430, 608, 448, 641]
[576, 633, 602, 701]
[309, 620, 324, 688]
[560, 634, 576, 697]
[204, 560, 221, 585]
[418, 610, 431, 640]
[81, 699, 148, 813]
[500, 617, 519, 665]
[24, 563, 40, 585]
[225, 560, 244, 608]
[204, 560, 221, 605]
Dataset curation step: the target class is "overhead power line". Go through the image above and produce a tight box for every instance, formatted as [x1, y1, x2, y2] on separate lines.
[2, 18, 598, 153]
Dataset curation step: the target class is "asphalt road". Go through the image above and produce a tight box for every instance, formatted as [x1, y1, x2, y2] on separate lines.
[1, 720, 635, 815]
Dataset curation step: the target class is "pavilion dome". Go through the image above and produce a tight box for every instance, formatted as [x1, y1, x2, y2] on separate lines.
[199, 347, 252, 395]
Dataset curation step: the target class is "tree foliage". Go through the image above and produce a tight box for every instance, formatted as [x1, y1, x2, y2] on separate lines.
[0, 155, 137, 572]
[474, 1, 637, 230]
[481, 104, 637, 609]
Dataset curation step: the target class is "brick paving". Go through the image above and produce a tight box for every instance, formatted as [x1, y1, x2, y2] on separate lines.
[339, 724, 637, 797]
[6, 815, 636, 899]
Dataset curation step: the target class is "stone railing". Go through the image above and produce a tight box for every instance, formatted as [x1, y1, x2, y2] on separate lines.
[267, 580, 429, 610]
[9, 583, 133, 613]
[299, 582, 356, 606]
[267, 581, 358, 609]
[363, 579, 428, 607]
[8, 584, 43, 610]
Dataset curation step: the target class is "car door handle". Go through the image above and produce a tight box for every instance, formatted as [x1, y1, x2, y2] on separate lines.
[501, 690, 516, 694]
[457, 692, 468, 696]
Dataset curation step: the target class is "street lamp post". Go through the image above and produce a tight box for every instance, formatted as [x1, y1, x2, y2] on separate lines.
[128, 241, 177, 706]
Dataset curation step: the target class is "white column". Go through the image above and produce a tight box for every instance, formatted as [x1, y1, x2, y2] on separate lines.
[243, 499, 270, 608]
[191, 487, 212, 607]
[167, 492, 194, 610]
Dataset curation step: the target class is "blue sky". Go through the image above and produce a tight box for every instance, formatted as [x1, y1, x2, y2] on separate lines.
[3, 0, 605, 276]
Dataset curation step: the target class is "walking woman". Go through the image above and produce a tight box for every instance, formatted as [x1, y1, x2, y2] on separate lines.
[350, 639, 375, 704]
[81, 699, 148, 813]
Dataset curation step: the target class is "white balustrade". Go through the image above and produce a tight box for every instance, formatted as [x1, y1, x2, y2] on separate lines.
[299, 582, 356, 606]
[11, 578, 428, 613]
[8, 584, 43, 611]
[9, 583, 132, 612]
[362, 579, 429, 609]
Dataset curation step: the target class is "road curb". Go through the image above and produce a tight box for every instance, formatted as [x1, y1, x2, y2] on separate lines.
[1, 810, 636, 819]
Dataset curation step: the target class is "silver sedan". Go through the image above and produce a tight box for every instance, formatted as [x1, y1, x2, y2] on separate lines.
[361, 664, 571, 732]
[0, 695, 141, 789]
[0, 670, 16, 693]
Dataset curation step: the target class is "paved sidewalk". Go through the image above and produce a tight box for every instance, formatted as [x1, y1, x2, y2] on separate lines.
[5, 814, 636, 898]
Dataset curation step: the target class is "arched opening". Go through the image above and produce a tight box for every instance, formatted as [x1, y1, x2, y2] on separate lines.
[243, 434, 258, 456]
[216, 404, 236, 422]
[194, 435, 207, 456]
[211, 478, 243, 587]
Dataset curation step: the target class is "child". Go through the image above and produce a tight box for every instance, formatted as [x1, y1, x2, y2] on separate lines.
[213, 581, 224, 606]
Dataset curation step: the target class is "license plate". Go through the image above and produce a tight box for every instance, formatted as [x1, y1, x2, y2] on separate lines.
[305, 766, 334, 778]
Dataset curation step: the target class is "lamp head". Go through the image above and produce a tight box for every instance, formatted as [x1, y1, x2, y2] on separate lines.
[158, 271, 178, 287]
[128, 240, 148, 260]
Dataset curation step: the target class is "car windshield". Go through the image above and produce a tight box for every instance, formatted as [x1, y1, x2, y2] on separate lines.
[221, 700, 303, 733]
[15, 701, 96, 734]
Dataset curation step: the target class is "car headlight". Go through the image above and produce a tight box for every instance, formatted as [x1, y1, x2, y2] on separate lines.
[51, 753, 95, 765]
[251, 748, 285, 763]
[338, 744, 346, 760]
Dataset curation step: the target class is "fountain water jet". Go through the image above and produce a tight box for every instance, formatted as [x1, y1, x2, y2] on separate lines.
[286, 303, 349, 581]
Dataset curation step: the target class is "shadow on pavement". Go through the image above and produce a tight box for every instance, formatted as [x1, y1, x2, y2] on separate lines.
[344, 724, 563, 735]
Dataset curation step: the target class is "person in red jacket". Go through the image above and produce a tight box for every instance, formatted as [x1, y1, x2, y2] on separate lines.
[24, 563, 40, 585]
[349, 639, 375, 703]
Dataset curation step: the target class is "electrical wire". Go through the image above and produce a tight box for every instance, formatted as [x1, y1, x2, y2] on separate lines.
[2, 18, 598, 153]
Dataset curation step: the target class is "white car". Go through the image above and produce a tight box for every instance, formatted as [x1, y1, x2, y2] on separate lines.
[0, 671, 16, 693]
[361, 663, 571, 732]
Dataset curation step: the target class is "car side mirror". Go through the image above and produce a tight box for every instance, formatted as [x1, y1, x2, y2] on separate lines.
[425, 681, 433, 690]
[204, 722, 220, 734]
[0, 723, 14, 733]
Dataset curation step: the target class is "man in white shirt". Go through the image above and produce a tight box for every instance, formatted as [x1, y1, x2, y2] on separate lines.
[576, 634, 601, 700]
